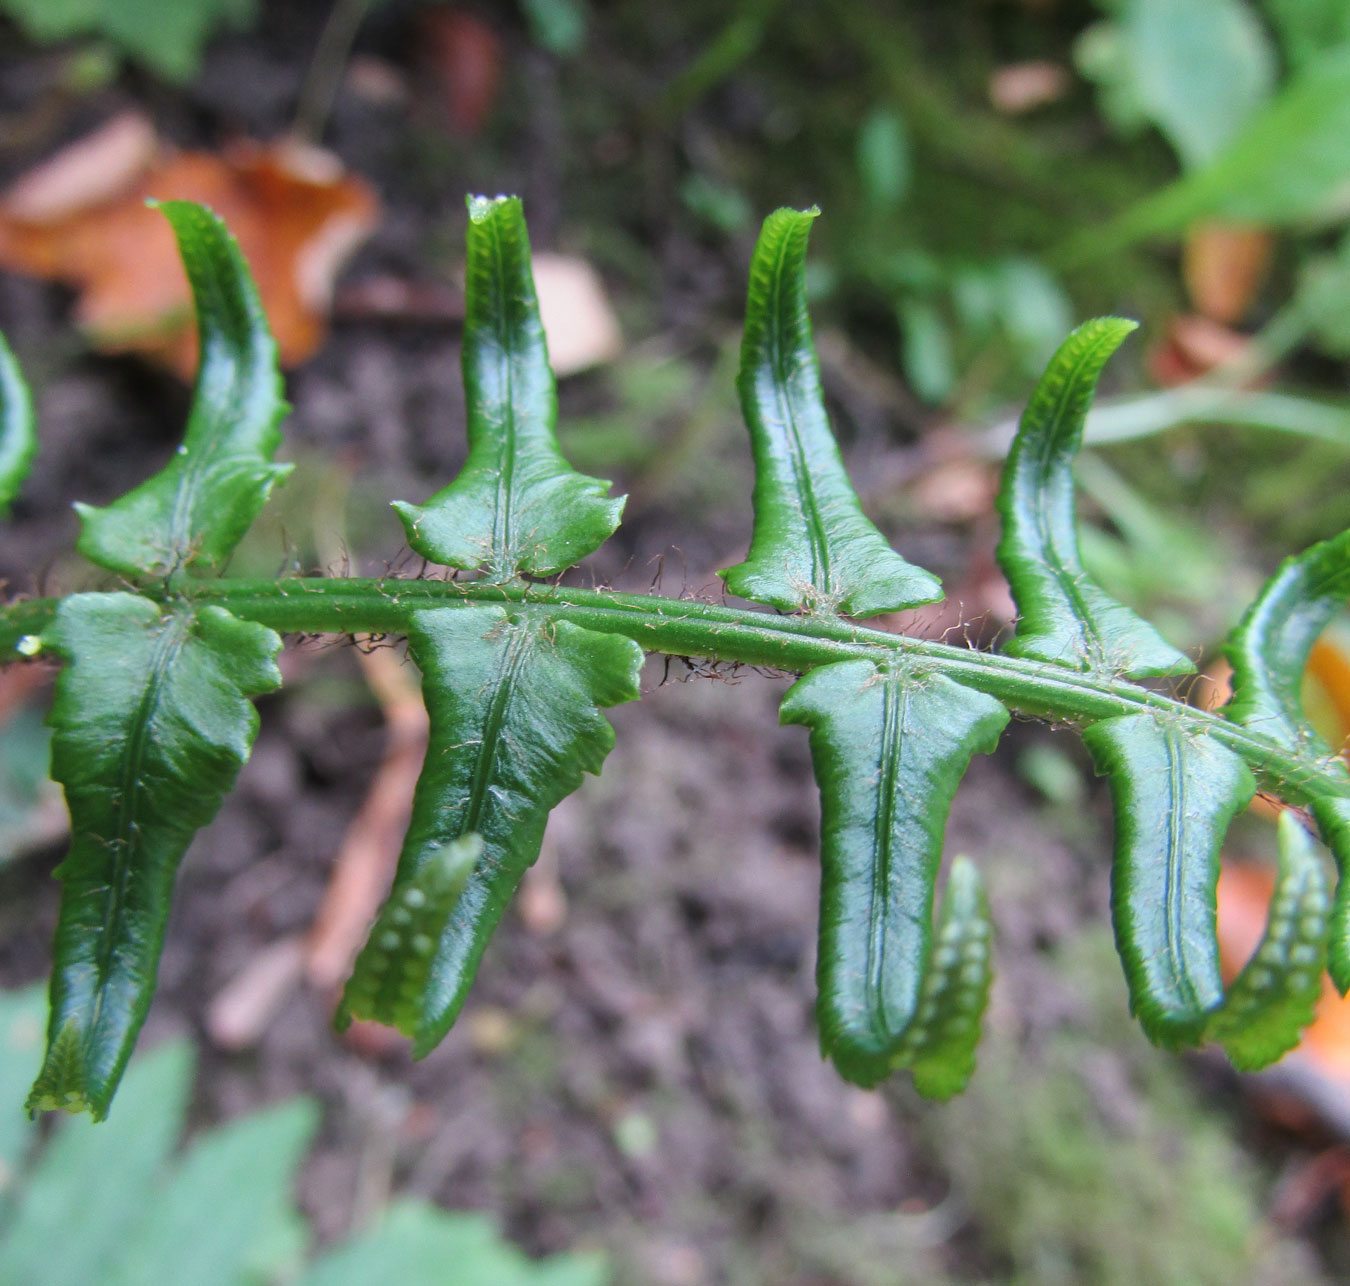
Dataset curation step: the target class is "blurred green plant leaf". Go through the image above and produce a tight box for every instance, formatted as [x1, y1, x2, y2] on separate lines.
[1265, 0, 1350, 69]
[856, 108, 911, 209]
[0, 334, 36, 517]
[300, 1200, 609, 1286]
[1077, 44, 1350, 257]
[0, 0, 256, 80]
[0, 1041, 193, 1285]
[520, 0, 587, 57]
[1114, 0, 1276, 169]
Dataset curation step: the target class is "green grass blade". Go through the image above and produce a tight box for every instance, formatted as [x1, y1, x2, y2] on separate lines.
[0, 334, 36, 517]
[394, 195, 624, 579]
[345, 605, 642, 1055]
[1083, 715, 1255, 1048]
[780, 659, 1007, 1086]
[720, 207, 942, 617]
[28, 593, 280, 1118]
[1207, 812, 1328, 1071]
[75, 201, 291, 577]
[996, 318, 1192, 678]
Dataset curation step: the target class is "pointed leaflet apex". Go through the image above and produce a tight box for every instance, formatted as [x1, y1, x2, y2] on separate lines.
[1083, 714, 1255, 1049]
[345, 606, 642, 1055]
[31, 593, 281, 1119]
[781, 659, 1007, 1089]
[721, 207, 942, 617]
[996, 317, 1193, 678]
[75, 202, 291, 578]
[0, 333, 36, 516]
[393, 195, 624, 579]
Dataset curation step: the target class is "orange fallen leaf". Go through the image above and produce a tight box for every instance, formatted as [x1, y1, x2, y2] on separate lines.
[0, 113, 379, 378]
[1183, 220, 1272, 326]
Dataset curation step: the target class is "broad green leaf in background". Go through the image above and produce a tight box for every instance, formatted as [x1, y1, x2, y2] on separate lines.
[75, 201, 290, 578]
[394, 196, 623, 579]
[0, 0, 258, 81]
[300, 1200, 610, 1286]
[29, 592, 281, 1119]
[520, 0, 588, 57]
[107, 1098, 317, 1286]
[1075, 44, 1350, 258]
[0, 984, 47, 1184]
[1118, 0, 1275, 170]
[1083, 715, 1255, 1048]
[780, 659, 1007, 1088]
[1206, 812, 1328, 1071]
[996, 317, 1193, 677]
[1265, 0, 1350, 70]
[0, 333, 36, 516]
[722, 207, 942, 616]
[344, 605, 642, 1055]
[0, 1041, 193, 1286]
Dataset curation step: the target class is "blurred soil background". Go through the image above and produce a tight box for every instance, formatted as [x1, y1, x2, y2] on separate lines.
[1, 1, 1350, 1282]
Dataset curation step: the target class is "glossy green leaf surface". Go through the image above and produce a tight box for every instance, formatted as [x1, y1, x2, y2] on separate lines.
[781, 659, 1007, 1087]
[348, 605, 642, 1055]
[75, 202, 290, 577]
[1083, 714, 1255, 1048]
[1310, 795, 1350, 992]
[339, 833, 481, 1035]
[721, 208, 942, 617]
[393, 196, 623, 579]
[1206, 812, 1328, 1071]
[29, 592, 281, 1118]
[1223, 527, 1350, 753]
[0, 333, 36, 516]
[898, 856, 994, 1100]
[997, 318, 1193, 678]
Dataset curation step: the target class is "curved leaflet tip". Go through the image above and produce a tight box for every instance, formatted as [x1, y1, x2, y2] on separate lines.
[1083, 713, 1255, 1049]
[74, 202, 291, 577]
[781, 658, 1006, 1089]
[0, 333, 36, 516]
[1207, 812, 1328, 1072]
[393, 195, 624, 579]
[996, 318, 1192, 678]
[721, 207, 942, 617]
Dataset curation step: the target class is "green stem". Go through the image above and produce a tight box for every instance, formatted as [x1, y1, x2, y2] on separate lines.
[5, 577, 1347, 806]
